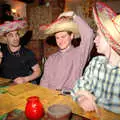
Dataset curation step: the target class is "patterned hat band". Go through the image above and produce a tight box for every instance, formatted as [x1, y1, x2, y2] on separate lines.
[0, 20, 27, 44]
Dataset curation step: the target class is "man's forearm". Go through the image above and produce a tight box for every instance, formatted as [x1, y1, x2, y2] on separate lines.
[24, 64, 41, 82]
[0, 57, 2, 64]
[24, 70, 41, 82]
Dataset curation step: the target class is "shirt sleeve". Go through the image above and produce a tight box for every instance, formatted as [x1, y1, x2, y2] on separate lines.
[27, 50, 38, 67]
[73, 15, 94, 66]
[40, 56, 52, 88]
[71, 58, 95, 101]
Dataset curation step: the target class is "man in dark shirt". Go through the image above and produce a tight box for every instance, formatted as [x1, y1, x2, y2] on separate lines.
[0, 20, 41, 84]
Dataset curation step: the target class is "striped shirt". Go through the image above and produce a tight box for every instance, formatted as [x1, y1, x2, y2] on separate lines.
[71, 56, 120, 114]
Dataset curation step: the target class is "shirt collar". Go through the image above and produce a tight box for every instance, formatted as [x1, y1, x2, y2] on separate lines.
[59, 45, 74, 53]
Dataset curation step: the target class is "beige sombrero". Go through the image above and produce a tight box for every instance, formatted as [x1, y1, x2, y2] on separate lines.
[93, 2, 120, 55]
[39, 17, 80, 38]
[0, 20, 27, 43]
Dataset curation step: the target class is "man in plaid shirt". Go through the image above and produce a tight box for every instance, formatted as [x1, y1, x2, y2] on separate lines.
[71, 2, 120, 114]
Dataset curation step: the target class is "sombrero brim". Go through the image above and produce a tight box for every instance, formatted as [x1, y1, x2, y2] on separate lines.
[40, 17, 80, 38]
[93, 2, 120, 53]
[0, 29, 27, 44]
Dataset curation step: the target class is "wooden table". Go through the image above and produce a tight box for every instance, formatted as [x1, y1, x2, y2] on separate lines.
[0, 77, 11, 86]
[0, 83, 120, 120]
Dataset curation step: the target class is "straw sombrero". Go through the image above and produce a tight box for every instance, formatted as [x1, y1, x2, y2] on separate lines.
[93, 2, 120, 55]
[39, 17, 80, 38]
[0, 20, 27, 43]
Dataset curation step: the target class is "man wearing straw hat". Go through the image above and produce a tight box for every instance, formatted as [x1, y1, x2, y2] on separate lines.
[71, 2, 120, 114]
[0, 20, 41, 84]
[39, 12, 94, 90]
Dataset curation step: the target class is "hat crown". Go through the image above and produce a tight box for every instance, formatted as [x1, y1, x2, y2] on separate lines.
[41, 17, 80, 38]
[96, 2, 116, 18]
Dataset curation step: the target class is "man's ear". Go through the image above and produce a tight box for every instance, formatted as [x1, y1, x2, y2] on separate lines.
[71, 33, 74, 40]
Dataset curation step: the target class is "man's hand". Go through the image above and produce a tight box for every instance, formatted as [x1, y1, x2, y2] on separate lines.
[58, 11, 75, 19]
[77, 95, 97, 112]
[76, 90, 98, 112]
[0, 51, 3, 63]
[13, 77, 27, 84]
[0, 51, 3, 58]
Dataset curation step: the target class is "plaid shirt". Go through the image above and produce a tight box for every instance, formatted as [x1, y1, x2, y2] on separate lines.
[71, 56, 120, 114]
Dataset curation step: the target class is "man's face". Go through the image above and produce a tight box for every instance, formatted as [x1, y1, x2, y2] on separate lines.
[94, 29, 110, 54]
[6, 30, 20, 47]
[55, 31, 73, 50]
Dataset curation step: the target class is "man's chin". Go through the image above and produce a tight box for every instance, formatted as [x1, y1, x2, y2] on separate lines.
[60, 47, 66, 50]
[97, 49, 103, 54]
[12, 44, 20, 47]
[59, 45, 71, 51]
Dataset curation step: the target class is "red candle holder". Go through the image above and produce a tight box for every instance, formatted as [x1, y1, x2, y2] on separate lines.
[25, 96, 44, 120]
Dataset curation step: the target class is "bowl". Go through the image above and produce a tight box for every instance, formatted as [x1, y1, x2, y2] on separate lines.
[47, 104, 72, 120]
